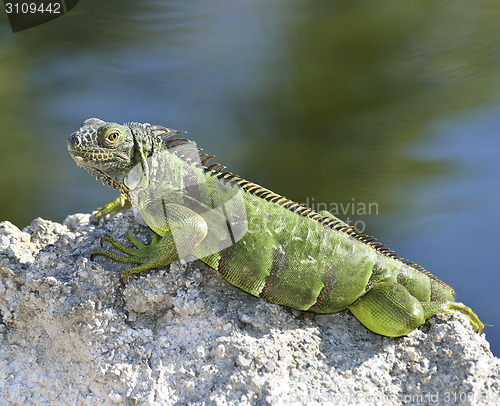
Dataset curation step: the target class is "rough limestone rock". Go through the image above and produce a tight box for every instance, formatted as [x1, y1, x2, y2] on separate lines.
[0, 212, 498, 405]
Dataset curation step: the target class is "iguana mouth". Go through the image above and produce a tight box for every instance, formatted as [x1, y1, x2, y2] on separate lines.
[67, 145, 129, 165]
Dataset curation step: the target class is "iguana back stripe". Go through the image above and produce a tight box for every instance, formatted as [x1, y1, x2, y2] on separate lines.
[307, 273, 336, 313]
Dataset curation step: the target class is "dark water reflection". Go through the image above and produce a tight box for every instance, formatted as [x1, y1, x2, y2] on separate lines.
[0, 0, 499, 354]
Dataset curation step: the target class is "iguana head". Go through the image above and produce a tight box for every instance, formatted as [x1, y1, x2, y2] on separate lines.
[67, 118, 183, 196]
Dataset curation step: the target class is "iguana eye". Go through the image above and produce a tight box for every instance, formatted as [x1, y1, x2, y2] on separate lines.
[107, 131, 120, 142]
[98, 124, 126, 147]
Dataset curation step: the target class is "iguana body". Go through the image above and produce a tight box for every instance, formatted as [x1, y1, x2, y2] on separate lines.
[68, 118, 484, 337]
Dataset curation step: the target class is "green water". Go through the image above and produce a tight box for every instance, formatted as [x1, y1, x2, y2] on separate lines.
[0, 0, 499, 355]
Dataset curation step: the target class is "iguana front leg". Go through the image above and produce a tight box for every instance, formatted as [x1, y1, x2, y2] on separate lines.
[348, 282, 484, 336]
[91, 203, 208, 280]
[93, 194, 132, 222]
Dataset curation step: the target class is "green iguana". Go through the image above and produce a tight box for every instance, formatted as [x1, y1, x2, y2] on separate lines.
[67, 118, 484, 337]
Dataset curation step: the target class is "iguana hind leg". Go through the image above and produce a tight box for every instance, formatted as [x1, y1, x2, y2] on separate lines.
[348, 281, 484, 336]
[348, 282, 425, 337]
[421, 301, 484, 334]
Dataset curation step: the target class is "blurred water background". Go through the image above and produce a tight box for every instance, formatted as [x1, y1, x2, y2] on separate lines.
[0, 0, 499, 355]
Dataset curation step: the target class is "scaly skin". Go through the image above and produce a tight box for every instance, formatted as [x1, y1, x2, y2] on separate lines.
[68, 118, 484, 337]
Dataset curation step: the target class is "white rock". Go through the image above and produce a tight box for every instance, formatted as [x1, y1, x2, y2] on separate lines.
[0, 212, 498, 405]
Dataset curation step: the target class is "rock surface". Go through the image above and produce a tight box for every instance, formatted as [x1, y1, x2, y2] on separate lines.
[0, 212, 498, 405]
